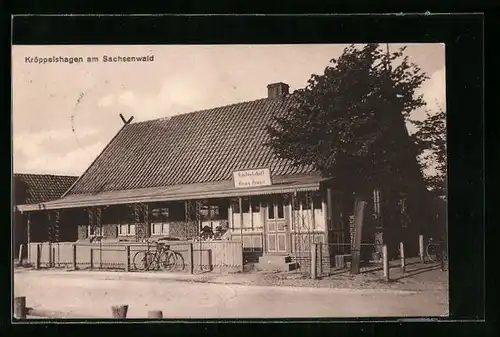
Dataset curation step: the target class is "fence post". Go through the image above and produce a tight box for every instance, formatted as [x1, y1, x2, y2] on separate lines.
[318, 242, 323, 277]
[18, 244, 24, 265]
[111, 305, 128, 318]
[400, 242, 406, 274]
[419, 234, 424, 264]
[35, 244, 41, 270]
[240, 241, 244, 273]
[99, 243, 102, 269]
[52, 246, 56, 268]
[48, 242, 52, 268]
[382, 244, 390, 282]
[27, 213, 31, 264]
[440, 244, 446, 271]
[125, 245, 130, 272]
[148, 310, 163, 318]
[90, 248, 94, 269]
[311, 243, 317, 279]
[188, 243, 194, 274]
[14, 296, 27, 319]
[72, 244, 77, 270]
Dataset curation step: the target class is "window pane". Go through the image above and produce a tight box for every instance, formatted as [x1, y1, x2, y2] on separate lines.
[277, 204, 284, 219]
[129, 225, 136, 235]
[153, 224, 162, 235]
[200, 205, 210, 221]
[160, 208, 169, 219]
[119, 225, 127, 235]
[268, 203, 275, 219]
[210, 206, 220, 216]
[162, 223, 170, 235]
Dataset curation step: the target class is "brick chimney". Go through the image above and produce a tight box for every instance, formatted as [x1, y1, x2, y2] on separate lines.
[267, 82, 290, 99]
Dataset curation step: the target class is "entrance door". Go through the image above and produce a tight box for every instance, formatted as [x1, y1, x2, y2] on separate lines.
[265, 196, 289, 255]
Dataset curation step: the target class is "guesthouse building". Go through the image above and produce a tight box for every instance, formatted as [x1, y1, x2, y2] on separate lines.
[16, 83, 439, 270]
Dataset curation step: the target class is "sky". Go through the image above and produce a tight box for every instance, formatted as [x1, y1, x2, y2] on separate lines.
[12, 43, 445, 177]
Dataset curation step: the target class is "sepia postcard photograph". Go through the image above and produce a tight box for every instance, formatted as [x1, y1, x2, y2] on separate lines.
[12, 43, 448, 321]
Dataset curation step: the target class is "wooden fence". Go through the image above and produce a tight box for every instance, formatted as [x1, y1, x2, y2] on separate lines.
[27, 240, 244, 273]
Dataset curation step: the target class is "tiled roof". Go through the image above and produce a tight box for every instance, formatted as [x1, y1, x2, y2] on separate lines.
[14, 174, 78, 205]
[66, 96, 317, 196]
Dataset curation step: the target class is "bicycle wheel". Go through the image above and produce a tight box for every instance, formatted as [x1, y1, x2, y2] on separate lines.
[426, 243, 439, 263]
[173, 251, 185, 271]
[158, 250, 177, 272]
[133, 251, 148, 270]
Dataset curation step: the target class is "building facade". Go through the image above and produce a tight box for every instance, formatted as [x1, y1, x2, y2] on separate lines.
[16, 83, 441, 269]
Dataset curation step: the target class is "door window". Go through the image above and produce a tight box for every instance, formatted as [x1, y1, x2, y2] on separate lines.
[267, 200, 275, 219]
[267, 196, 285, 220]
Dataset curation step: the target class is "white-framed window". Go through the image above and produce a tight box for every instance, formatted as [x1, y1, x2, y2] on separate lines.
[118, 224, 136, 236]
[151, 223, 170, 236]
[200, 205, 220, 221]
[151, 207, 169, 222]
[88, 225, 102, 237]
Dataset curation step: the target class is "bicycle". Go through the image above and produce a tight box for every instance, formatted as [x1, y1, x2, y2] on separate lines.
[133, 240, 184, 272]
[426, 237, 447, 264]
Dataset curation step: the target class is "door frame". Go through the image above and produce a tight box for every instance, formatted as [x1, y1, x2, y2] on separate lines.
[263, 195, 291, 256]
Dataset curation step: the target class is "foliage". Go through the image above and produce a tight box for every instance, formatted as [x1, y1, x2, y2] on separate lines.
[409, 107, 447, 196]
[266, 44, 429, 196]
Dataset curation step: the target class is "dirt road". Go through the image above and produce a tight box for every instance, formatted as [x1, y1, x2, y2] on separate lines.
[14, 270, 448, 319]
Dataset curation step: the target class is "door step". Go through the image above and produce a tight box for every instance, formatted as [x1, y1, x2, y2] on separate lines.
[256, 255, 298, 272]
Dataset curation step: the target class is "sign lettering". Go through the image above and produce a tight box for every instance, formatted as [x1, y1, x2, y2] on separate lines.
[233, 168, 272, 188]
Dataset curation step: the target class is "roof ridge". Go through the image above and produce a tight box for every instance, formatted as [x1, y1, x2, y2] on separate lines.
[131, 95, 293, 126]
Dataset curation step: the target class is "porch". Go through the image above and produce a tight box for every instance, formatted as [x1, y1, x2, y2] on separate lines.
[20, 191, 338, 266]
[18, 175, 405, 273]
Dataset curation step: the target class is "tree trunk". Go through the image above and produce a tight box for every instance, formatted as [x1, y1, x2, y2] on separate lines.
[351, 198, 367, 274]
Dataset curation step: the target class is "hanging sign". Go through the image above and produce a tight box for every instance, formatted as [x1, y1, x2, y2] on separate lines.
[233, 168, 272, 188]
